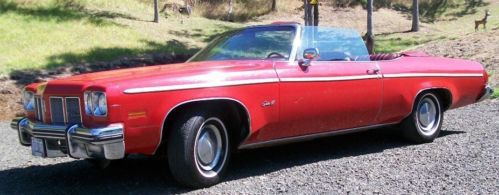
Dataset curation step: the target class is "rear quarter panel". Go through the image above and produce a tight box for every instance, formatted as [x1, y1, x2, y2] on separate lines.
[378, 56, 485, 124]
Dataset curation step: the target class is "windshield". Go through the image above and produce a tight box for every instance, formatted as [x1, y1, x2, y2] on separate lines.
[189, 26, 296, 62]
[299, 27, 370, 61]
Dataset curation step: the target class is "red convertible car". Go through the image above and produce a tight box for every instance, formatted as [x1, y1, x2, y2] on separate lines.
[11, 23, 493, 188]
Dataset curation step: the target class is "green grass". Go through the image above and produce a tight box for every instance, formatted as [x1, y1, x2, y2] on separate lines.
[0, 0, 241, 75]
[375, 34, 447, 53]
[492, 88, 499, 99]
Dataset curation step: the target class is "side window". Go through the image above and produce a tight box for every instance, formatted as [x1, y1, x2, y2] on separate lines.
[253, 30, 295, 59]
[299, 27, 370, 61]
[190, 26, 296, 61]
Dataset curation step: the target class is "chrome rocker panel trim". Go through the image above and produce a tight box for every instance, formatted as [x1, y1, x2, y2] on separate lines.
[11, 118, 125, 160]
[477, 85, 494, 102]
[239, 123, 396, 150]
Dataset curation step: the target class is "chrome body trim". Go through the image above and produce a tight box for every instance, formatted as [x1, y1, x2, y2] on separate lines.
[10, 117, 24, 130]
[34, 95, 44, 122]
[383, 73, 483, 78]
[477, 85, 494, 102]
[13, 118, 31, 146]
[398, 87, 453, 122]
[288, 24, 302, 64]
[280, 75, 379, 82]
[404, 87, 453, 118]
[11, 118, 125, 160]
[154, 97, 252, 154]
[238, 123, 397, 150]
[124, 78, 279, 94]
[125, 73, 480, 94]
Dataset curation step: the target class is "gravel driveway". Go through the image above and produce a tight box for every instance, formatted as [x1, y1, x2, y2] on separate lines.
[1, 101, 498, 194]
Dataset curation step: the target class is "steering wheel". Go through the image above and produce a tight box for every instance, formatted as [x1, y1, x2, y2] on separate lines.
[266, 52, 286, 59]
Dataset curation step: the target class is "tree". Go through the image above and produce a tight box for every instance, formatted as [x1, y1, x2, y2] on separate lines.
[271, 0, 277, 12]
[366, 0, 374, 54]
[304, 0, 318, 26]
[304, 0, 310, 25]
[312, 0, 319, 26]
[411, 0, 419, 32]
[153, 0, 159, 23]
[226, 0, 234, 21]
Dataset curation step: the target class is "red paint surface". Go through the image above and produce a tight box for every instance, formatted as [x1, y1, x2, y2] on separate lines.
[23, 55, 487, 155]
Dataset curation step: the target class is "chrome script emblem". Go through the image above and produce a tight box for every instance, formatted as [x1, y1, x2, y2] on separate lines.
[261, 100, 276, 107]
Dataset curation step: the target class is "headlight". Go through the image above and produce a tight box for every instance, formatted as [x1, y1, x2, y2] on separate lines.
[22, 90, 35, 111]
[84, 91, 107, 116]
[97, 93, 107, 115]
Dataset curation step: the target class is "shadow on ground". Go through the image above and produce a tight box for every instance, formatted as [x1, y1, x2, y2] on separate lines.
[169, 24, 237, 43]
[0, 128, 464, 193]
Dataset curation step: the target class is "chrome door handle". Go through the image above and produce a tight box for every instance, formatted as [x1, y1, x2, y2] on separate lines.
[366, 68, 380, 75]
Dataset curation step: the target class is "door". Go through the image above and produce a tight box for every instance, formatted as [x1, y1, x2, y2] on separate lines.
[261, 60, 383, 140]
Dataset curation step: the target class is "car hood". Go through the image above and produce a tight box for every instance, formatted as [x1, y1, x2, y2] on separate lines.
[45, 60, 276, 94]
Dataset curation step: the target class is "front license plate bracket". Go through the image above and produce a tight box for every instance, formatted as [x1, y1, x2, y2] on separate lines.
[31, 137, 47, 157]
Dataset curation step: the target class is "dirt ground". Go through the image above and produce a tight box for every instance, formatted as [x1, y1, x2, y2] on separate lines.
[251, 5, 415, 34]
[0, 79, 22, 121]
[416, 29, 499, 87]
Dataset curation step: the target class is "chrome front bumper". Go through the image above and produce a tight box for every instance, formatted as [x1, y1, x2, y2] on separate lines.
[477, 85, 494, 102]
[11, 117, 125, 160]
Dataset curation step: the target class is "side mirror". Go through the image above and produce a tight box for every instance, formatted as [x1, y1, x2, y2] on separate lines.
[299, 48, 319, 67]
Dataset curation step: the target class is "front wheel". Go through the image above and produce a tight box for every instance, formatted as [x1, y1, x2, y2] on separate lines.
[401, 92, 443, 143]
[167, 110, 230, 188]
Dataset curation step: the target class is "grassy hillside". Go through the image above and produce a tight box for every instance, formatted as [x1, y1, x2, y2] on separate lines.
[376, 0, 499, 53]
[1, 0, 498, 76]
[0, 0, 498, 121]
[0, 0, 242, 75]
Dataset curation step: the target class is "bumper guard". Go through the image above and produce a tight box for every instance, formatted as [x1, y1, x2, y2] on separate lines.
[477, 85, 494, 102]
[11, 117, 125, 160]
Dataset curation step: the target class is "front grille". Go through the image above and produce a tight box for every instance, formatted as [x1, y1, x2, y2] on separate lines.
[49, 96, 82, 124]
[50, 97, 65, 124]
[65, 97, 81, 124]
[34, 96, 44, 122]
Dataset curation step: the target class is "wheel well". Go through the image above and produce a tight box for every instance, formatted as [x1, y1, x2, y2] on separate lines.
[158, 99, 250, 153]
[418, 88, 453, 111]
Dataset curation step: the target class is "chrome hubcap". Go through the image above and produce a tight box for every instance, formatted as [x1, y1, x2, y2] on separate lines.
[417, 96, 439, 135]
[196, 124, 222, 169]
[194, 118, 228, 178]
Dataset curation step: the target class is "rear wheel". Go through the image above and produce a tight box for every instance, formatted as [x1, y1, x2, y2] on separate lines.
[167, 109, 230, 188]
[401, 92, 443, 143]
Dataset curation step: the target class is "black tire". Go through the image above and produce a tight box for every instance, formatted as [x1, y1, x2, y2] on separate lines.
[401, 92, 443, 143]
[167, 109, 230, 188]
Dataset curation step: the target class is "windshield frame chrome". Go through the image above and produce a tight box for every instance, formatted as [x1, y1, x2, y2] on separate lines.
[288, 24, 302, 65]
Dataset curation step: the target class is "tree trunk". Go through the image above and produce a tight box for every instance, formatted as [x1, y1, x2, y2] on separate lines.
[411, 0, 419, 32]
[304, 0, 311, 26]
[226, 0, 234, 21]
[271, 0, 277, 12]
[153, 0, 159, 23]
[366, 0, 374, 54]
[313, 3, 319, 26]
